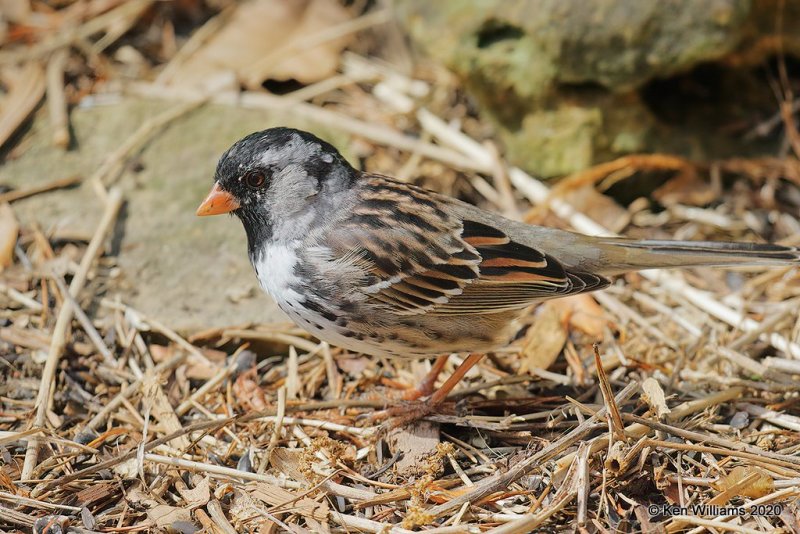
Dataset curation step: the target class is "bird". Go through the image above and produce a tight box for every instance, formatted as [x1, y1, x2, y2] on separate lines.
[197, 127, 800, 422]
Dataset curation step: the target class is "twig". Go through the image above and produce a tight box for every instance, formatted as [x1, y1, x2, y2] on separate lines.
[575, 442, 591, 527]
[426, 382, 638, 519]
[644, 439, 800, 472]
[0, 175, 81, 204]
[156, 5, 236, 85]
[738, 402, 800, 432]
[144, 453, 303, 488]
[50, 413, 246, 489]
[713, 346, 772, 381]
[51, 275, 114, 365]
[21, 188, 123, 480]
[0, 281, 43, 311]
[207, 498, 238, 534]
[593, 344, 625, 440]
[90, 1, 152, 54]
[175, 350, 243, 416]
[667, 515, 763, 534]
[622, 414, 800, 468]
[331, 511, 416, 534]
[78, 353, 186, 435]
[0, 63, 46, 149]
[262, 386, 287, 472]
[283, 71, 375, 103]
[553, 387, 746, 476]
[287, 345, 299, 399]
[593, 291, 678, 347]
[45, 48, 70, 148]
[745, 97, 800, 139]
[680, 487, 800, 534]
[321, 342, 341, 399]
[764, 357, 800, 375]
[100, 299, 215, 367]
[484, 140, 520, 219]
[0, 490, 81, 513]
[0, 0, 154, 65]
[223, 329, 321, 354]
[0, 428, 42, 447]
[126, 82, 488, 173]
[483, 492, 576, 534]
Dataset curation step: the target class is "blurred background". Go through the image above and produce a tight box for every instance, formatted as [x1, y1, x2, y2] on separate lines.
[1, 0, 799, 330]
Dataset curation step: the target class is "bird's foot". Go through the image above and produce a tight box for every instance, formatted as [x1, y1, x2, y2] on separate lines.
[364, 353, 485, 432]
[371, 397, 440, 435]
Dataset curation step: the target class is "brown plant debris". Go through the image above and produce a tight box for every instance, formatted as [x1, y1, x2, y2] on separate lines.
[2, 1, 800, 532]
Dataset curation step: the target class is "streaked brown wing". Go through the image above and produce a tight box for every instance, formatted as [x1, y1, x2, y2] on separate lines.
[331, 176, 609, 315]
[429, 220, 610, 314]
[328, 176, 480, 315]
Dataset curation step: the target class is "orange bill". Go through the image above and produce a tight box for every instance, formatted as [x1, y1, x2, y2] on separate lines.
[196, 183, 240, 216]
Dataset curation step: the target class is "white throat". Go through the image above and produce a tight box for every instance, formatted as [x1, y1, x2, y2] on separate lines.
[252, 242, 304, 314]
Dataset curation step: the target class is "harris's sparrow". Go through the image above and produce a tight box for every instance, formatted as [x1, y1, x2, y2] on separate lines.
[197, 127, 799, 417]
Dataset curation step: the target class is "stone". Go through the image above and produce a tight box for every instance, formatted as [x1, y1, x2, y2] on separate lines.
[394, 0, 795, 177]
[504, 105, 602, 177]
[396, 0, 749, 100]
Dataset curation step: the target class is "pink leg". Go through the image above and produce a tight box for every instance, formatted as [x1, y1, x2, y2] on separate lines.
[375, 354, 485, 429]
[402, 354, 451, 400]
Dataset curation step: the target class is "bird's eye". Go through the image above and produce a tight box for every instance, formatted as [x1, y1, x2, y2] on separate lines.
[244, 171, 266, 189]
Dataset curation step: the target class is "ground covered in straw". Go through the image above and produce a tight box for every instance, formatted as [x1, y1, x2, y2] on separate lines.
[2, 2, 800, 533]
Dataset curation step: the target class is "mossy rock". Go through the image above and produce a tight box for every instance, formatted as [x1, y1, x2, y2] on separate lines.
[395, 0, 796, 177]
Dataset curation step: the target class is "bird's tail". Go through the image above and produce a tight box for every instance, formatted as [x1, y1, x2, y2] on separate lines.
[585, 238, 800, 276]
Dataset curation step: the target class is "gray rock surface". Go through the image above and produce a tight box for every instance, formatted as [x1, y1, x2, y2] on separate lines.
[1, 98, 349, 331]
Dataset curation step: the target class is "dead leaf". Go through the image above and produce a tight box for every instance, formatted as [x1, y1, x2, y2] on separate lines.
[113, 457, 138, 478]
[519, 303, 567, 375]
[653, 169, 716, 206]
[75, 483, 116, 507]
[165, 0, 352, 89]
[33, 515, 70, 534]
[270, 448, 309, 483]
[336, 355, 371, 376]
[185, 348, 227, 380]
[304, 517, 331, 534]
[149, 344, 173, 363]
[710, 466, 774, 499]
[142, 372, 191, 450]
[0, 203, 19, 270]
[233, 369, 269, 412]
[229, 488, 271, 525]
[125, 486, 158, 506]
[561, 186, 630, 233]
[550, 294, 613, 338]
[146, 504, 192, 528]
[176, 477, 211, 509]
[248, 482, 329, 521]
